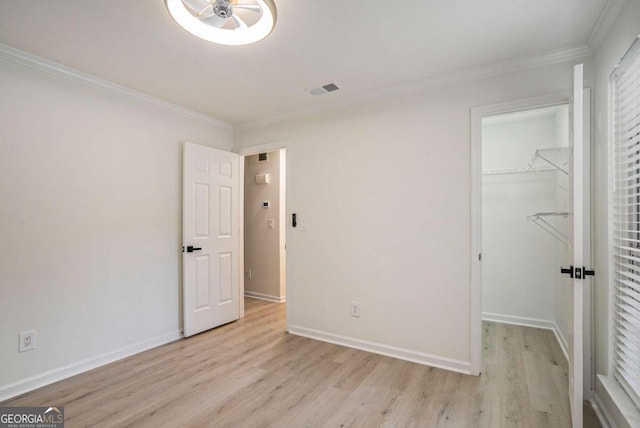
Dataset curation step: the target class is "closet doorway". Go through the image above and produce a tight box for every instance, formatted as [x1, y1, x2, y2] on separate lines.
[470, 94, 577, 372]
[480, 103, 571, 346]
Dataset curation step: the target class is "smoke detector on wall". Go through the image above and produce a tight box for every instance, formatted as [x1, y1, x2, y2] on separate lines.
[306, 83, 340, 96]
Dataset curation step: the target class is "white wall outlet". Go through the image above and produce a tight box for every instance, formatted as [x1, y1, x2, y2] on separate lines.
[19, 331, 36, 352]
[351, 302, 361, 318]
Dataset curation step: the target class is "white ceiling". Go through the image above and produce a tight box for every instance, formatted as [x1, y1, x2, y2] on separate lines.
[0, 0, 608, 125]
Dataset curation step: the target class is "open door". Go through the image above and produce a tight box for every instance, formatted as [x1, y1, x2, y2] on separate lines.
[564, 63, 593, 428]
[183, 142, 240, 337]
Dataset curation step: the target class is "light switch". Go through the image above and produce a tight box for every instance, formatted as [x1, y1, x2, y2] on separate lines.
[299, 217, 309, 231]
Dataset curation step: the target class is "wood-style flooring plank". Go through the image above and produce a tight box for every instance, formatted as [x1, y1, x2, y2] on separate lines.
[1, 300, 600, 428]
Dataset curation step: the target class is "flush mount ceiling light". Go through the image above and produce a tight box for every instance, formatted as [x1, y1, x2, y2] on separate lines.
[166, 0, 277, 46]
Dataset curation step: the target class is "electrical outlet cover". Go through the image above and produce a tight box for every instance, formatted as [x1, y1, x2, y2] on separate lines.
[351, 302, 361, 318]
[19, 331, 36, 352]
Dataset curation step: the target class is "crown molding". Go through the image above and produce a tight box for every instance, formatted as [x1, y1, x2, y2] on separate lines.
[588, 0, 627, 50]
[0, 41, 592, 133]
[0, 43, 233, 131]
[236, 44, 591, 130]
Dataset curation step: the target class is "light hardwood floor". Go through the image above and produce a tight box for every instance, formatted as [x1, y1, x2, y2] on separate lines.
[2, 298, 601, 427]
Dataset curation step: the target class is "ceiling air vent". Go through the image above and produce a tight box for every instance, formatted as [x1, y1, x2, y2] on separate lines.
[258, 152, 268, 162]
[308, 83, 340, 96]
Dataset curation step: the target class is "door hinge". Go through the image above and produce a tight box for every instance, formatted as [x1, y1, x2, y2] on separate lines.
[479, 253, 482, 262]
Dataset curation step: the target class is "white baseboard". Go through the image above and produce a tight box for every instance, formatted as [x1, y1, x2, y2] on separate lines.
[481, 312, 555, 330]
[288, 325, 471, 375]
[594, 374, 640, 428]
[551, 321, 569, 362]
[244, 291, 286, 303]
[0, 330, 181, 402]
[591, 392, 615, 428]
[481, 312, 569, 362]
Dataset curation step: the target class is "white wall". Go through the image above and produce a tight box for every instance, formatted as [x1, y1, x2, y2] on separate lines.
[0, 57, 232, 397]
[235, 60, 590, 371]
[481, 106, 568, 327]
[592, 1, 640, 425]
[552, 107, 571, 353]
[244, 151, 284, 301]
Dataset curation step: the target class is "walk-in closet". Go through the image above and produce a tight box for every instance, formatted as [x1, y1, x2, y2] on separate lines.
[481, 104, 572, 352]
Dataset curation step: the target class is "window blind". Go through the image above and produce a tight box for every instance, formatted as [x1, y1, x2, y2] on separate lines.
[613, 35, 640, 410]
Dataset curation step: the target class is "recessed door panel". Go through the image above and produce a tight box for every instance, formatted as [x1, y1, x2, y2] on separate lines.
[218, 186, 232, 238]
[195, 156, 209, 174]
[219, 252, 232, 304]
[194, 184, 209, 238]
[195, 255, 210, 311]
[219, 160, 232, 177]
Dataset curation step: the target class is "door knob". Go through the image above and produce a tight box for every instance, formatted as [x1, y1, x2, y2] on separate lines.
[560, 265, 574, 278]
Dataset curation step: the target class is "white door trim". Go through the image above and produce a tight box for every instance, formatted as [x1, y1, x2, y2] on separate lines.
[235, 141, 291, 331]
[469, 93, 570, 375]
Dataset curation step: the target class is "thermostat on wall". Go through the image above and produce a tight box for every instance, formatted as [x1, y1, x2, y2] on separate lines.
[262, 201, 270, 208]
[255, 173, 270, 184]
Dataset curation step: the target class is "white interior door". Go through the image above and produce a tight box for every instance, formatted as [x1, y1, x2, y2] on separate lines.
[183, 142, 240, 337]
[566, 63, 592, 428]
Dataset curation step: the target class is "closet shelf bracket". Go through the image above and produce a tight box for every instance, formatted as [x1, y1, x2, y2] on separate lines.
[526, 147, 570, 175]
[527, 212, 569, 244]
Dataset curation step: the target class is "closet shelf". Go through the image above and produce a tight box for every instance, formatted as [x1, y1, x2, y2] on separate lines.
[527, 212, 569, 244]
[526, 147, 570, 175]
[482, 146, 570, 176]
[482, 167, 556, 176]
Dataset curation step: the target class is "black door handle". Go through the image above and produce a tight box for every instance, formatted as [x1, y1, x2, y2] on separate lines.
[560, 265, 574, 278]
[186, 246, 202, 253]
[583, 267, 595, 276]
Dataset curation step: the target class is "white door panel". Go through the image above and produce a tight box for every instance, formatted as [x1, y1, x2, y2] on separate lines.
[183, 142, 240, 337]
[567, 63, 592, 428]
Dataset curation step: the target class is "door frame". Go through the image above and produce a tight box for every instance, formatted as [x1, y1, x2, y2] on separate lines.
[469, 93, 571, 375]
[236, 141, 290, 328]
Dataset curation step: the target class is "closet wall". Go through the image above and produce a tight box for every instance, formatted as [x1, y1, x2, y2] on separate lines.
[482, 105, 569, 332]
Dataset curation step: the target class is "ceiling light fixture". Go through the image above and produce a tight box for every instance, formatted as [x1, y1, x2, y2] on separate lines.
[165, 0, 277, 46]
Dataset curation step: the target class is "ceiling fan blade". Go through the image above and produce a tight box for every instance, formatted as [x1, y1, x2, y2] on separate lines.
[199, 14, 227, 28]
[231, 13, 248, 29]
[182, 0, 214, 17]
[233, 4, 261, 12]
